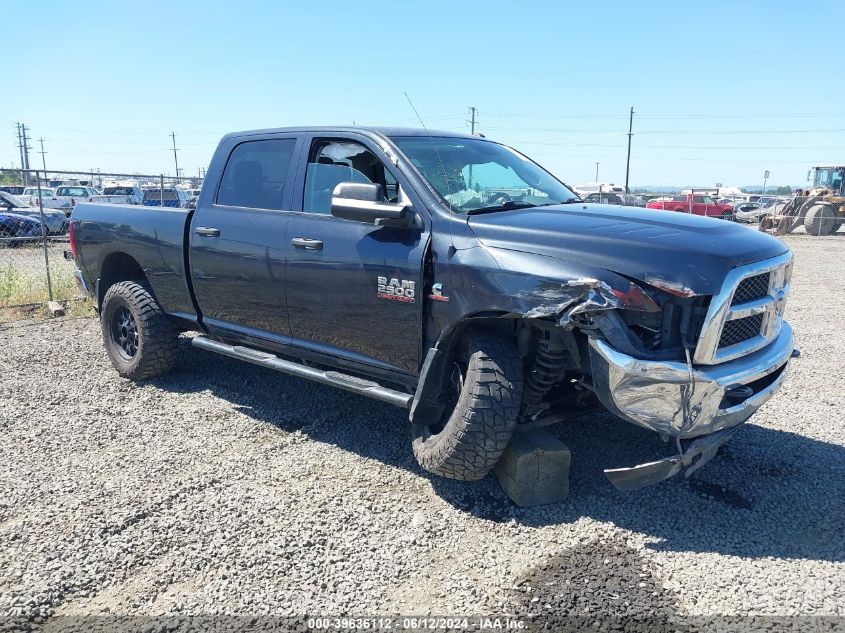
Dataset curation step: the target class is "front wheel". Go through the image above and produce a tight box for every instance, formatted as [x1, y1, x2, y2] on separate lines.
[804, 204, 838, 236]
[411, 331, 523, 480]
[101, 281, 178, 380]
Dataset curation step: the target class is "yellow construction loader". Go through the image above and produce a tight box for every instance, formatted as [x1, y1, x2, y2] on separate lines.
[760, 165, 845, 236]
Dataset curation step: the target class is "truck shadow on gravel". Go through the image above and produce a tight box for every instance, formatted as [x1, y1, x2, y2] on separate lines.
[162, 341, 844, 564]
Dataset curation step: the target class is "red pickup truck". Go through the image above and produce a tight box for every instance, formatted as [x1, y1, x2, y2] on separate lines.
[647, 194, 734, 219]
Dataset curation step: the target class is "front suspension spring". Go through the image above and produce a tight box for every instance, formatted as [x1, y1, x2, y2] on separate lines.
[523, 337, 570, 406]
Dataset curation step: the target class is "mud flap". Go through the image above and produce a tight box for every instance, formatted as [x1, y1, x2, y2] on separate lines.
[604, 425, 740, 491]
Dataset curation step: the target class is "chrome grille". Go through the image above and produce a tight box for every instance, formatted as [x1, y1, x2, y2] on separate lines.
[718, 313, 764, 347]
[693, 252, 793, 365]
[732, 272, 770, 305]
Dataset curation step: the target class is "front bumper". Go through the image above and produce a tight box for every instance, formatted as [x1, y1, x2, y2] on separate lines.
[589, 322, 794, 439]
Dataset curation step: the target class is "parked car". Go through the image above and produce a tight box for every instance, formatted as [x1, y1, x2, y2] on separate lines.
[21, 186, 50, 200]
[91, 185, 144, 205]
[0, 185, 26, 195]
[187, 188, 202, 208]
[52, 185, 100, 216]
[0, 191, 68, 235]
[142, 188, 190, 207]
[69, 125, 796, 492]
[582, 192, 625, 205]
[20, 187, 73, 212]
[646, 194, 734, 219]
[0, 210, 42, 245]
[734, 202, 766, 223]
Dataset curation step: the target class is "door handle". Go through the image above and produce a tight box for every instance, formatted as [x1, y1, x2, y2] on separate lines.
[291, 237, 323, 250]
[195, 226, 220, 237]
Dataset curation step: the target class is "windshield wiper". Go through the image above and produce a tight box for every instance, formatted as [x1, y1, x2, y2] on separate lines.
[466, 201, 537, 215]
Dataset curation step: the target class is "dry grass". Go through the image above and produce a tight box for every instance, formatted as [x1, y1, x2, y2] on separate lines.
[0, 246, 79, 308]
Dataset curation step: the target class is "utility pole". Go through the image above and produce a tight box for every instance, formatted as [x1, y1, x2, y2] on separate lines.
[38, 138, 47, 177]
[624, 106, 634, 194]
[595, 162, 600, 182]
[16, 123, 32, 185]
[467, 107, 478, 189]
[468, 106, 477, 135]
[15, 124, 24, 173]
[21, 125, 31, 171]
[170, 132, 180, 179]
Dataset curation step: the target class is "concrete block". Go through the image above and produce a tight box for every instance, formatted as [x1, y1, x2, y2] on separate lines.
[494, 429, 571, 507]
[47, 301, 65, 317]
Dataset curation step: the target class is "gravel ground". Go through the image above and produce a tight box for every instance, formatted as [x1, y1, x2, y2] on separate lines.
[1, 234, 843, 631]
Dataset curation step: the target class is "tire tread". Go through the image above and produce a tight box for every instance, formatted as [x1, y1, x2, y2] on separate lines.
[412, 331, 523, 481]
[101, 281, 177, 380]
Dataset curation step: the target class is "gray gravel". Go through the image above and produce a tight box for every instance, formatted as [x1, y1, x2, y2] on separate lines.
[1, 234, 843, 630]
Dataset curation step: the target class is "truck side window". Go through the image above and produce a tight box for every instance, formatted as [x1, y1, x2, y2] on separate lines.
[216, 139, 297, 210]
[303, 140, 397, 214]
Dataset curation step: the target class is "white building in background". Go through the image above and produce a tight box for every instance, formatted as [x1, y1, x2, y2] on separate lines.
[681, 186, 744, 197]
[572, 182, 626, 196]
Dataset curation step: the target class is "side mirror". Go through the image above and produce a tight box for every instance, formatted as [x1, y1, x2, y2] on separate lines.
[331, 182, 410, 227]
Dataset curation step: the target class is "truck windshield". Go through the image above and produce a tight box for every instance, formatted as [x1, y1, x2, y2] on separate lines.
[390, 136, 578, 214]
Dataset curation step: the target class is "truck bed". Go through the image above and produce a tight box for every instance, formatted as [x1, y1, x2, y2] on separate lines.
[72, 202, 196, 318]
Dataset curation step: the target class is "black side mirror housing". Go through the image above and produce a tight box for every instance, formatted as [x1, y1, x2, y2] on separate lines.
[330, 182, 410, 227]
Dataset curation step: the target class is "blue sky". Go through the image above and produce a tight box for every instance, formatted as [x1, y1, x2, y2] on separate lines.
[4, 0, 843, 187]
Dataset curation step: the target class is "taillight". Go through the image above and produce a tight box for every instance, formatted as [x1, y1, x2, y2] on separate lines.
[69, 222, 77, 259]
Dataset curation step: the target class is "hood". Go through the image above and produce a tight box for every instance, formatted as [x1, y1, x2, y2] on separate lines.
[0, 210, 39, 223]
[468, 204, 788, 295]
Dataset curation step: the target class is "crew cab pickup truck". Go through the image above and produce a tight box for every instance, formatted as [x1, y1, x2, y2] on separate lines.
[647, 193, 735, 219]
[91, 185, 144, 205]
[53, 185, 99, 216]
[69, 127, 796, 490]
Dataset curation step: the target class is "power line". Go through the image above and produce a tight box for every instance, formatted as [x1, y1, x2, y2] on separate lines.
[482, 125, 845, 134]
[510, 139, 844, 150]
[482, 111, 843, 120]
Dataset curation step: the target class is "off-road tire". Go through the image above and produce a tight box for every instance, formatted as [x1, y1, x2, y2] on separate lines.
[804, 204, 837, 236]
[101, 281, 178, 380]
[412, 331, 523, 480]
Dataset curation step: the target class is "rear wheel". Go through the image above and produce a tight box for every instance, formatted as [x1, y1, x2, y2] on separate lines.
[101, 281, 178, 380]
[720, 210, 734, 221]
[804, 204, 838, 236]
[411, 331, 523, 480]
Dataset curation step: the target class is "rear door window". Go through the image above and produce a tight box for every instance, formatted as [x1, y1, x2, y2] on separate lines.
[216, 139, 297, 210]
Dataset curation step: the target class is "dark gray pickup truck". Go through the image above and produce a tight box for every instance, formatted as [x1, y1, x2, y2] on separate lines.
[68, 127, 796, 489]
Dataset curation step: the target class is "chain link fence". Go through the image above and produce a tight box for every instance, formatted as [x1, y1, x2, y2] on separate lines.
[0, 168, 200, 320]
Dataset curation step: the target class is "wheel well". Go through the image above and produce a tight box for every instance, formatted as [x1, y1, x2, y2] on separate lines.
[97, 252, 147, 308]
[436, 315, 519, 357]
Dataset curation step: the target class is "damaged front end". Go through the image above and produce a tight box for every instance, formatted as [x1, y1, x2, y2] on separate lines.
[511, 252, 796, 490]
[590, 325, 793, 489]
